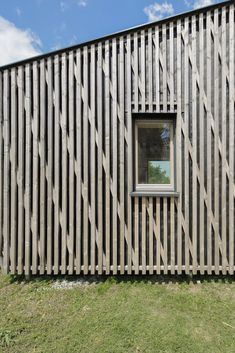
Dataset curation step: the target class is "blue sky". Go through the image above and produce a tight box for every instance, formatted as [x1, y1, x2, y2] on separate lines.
[0, 0, 227, 66]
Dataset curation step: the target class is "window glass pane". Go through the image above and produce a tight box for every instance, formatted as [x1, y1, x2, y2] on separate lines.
[138, 123, 171, 184]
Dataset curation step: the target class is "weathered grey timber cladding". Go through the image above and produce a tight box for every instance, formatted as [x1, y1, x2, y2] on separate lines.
[0, 0, 234, 275]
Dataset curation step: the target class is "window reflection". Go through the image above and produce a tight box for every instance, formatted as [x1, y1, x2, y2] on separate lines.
[137, 123, 171, 185]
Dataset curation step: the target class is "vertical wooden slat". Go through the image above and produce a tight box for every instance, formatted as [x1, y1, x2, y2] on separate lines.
[156, 198, 161, 274]
[76, 49, 82, 274]
[54, 55, 60, 274]
[170, 197, 175, 274]
[199, 13, 205, 274]
[90, 44, 96, 275]
[61, 53, 68, 274]
[119, 37, 125, 274]
[148, 28, 153, 112]
[192, 16, 197, 275]
[25, 64, 31, 276]
[142, 197, 146, 274]
[105, 40, 111, 274]
[134, 197, 139, 274]
[68, 51, 75, 274]
[163, 198, 168, 274]
[206, 11, 212, 274]
[3, 70, 10, 274]
[32, 62, 39, 275]
[228, 4, 234, 275]
[61, 54, 68, 274]
[214, 9, 220, 274]
[169, 22, 174, 111]
[39, 59, 46, 274]
[97, 42, 103, 274]
[149, 197, 153, 274]
[0, 71, 2, 269]
[83, 47, 89, 275]
[177, 20, 182, 274]
[10, 68, 17, 273]
[162, 24, 167, 110]
[221, 7, 227, 275]
[17, 66, 24, 275]
[112, 38, 118, 274]
[184, 17, 190, 274]
[47, 57, 53, 274]
[155, 26, 160, 111]
[127, 34, 132, 274]
[141, 30, 146, 111]
[134, 32, 139, 112]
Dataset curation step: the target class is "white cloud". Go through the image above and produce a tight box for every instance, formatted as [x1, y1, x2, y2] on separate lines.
[185, 0, 215, 9]
[60, 0, 88, 11]
[77, 0, 88, 7]
[0, 16, 42, 66]
[193, 0, 214, 9]
[144, 2, 174, 22]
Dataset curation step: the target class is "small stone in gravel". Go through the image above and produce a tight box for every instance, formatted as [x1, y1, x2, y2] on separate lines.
[51, 278, 98, 289]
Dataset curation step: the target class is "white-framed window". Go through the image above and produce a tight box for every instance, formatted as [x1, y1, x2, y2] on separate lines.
[135, 119, 175, 192]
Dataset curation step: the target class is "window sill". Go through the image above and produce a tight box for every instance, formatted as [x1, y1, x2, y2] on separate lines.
[130, 191, 180, 197]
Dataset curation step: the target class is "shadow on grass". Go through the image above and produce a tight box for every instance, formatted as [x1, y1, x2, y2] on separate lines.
[6, 272, 235, 286]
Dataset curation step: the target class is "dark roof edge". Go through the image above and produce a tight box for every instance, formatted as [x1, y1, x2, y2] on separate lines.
[0, 0, 233, 71]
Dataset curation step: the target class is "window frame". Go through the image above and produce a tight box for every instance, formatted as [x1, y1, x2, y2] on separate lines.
[134, 119, 175, 192]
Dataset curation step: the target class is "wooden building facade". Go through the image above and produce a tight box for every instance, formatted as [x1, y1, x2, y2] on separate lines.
[0, 0, 234, 275]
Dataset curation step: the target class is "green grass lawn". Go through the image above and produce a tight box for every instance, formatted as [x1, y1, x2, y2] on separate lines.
[0, 274, 235, 353]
